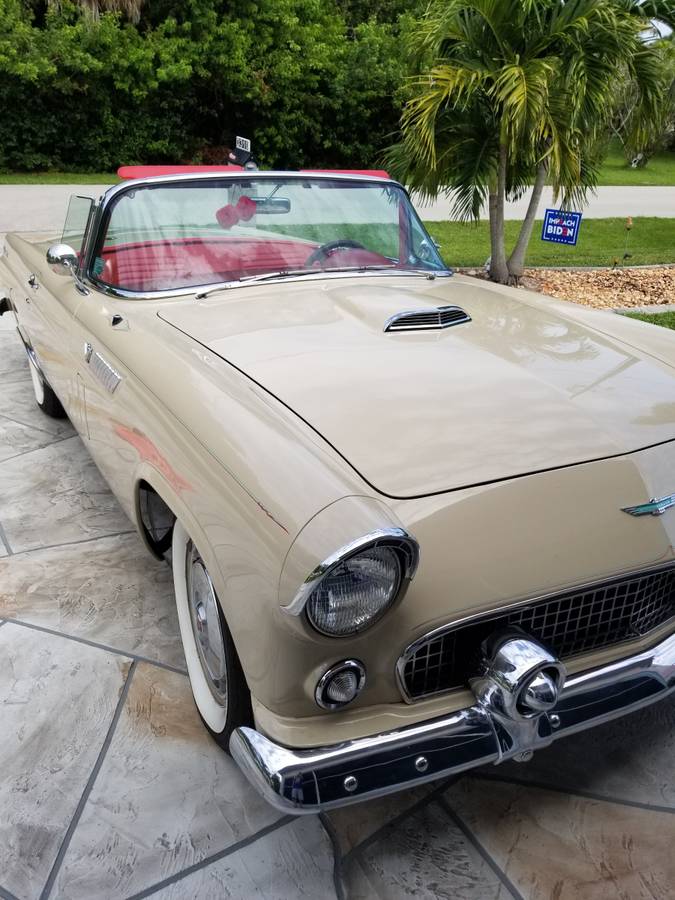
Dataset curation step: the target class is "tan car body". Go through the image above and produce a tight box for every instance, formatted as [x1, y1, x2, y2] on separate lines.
[2, 177, 675, 755]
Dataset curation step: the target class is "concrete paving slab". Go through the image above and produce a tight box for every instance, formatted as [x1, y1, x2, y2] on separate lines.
[0, 331, 28, 377]
[0, 433, 130, 553]
[327, 782, 439, 855]
[0, 533, 185, 669]
[0, 624, 129, 899]
[53, 663, 284, 898]
[149, 817, 336, 900]
[0, 413, 67, 463]
[343, 800, 513, 900]
[1, 375, 75, 439]
[444, 778, 675, 900]
[495, 697, 675, 810]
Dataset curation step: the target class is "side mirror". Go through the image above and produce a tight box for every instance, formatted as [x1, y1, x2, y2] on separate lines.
[47, 243, 79, 276]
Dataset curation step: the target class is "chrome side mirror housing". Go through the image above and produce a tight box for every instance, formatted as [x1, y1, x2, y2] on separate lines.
[46, 243, 79, 276]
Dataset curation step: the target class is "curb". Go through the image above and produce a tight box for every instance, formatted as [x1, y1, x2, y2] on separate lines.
[615, 304, 675, 315]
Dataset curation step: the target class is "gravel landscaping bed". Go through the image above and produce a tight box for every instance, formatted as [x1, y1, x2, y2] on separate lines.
[522, 265, 675, 309]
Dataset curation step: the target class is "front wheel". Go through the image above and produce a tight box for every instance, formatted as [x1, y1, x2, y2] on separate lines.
[171, 520, 252, 751]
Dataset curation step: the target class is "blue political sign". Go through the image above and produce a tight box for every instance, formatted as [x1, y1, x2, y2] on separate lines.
[541, 209, 582, 246]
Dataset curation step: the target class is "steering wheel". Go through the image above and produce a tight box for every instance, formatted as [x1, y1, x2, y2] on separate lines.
[304, 239, 368, 268]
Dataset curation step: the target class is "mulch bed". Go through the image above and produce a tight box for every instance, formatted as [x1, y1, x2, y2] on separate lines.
[520, 266, 675, 309]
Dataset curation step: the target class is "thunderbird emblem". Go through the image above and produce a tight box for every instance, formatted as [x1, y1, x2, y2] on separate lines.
[622, 495, 675, 517]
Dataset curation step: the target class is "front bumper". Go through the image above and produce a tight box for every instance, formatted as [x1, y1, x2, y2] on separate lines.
[230, 630, 675, 813]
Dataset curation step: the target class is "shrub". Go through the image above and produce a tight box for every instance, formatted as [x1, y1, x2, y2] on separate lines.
[0, 0, 414, 171]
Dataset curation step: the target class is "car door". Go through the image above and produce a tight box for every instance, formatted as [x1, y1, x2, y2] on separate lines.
[23, 195, 96, 434]
[69, 282, 148, 518]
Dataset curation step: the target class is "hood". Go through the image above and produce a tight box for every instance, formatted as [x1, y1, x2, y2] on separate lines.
[158, 275, 675, 498]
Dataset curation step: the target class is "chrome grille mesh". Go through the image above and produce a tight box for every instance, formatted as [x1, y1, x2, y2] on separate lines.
[400, 565, 675, 701]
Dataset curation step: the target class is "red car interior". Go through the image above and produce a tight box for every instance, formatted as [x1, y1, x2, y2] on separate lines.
[98, 236, 391, 292]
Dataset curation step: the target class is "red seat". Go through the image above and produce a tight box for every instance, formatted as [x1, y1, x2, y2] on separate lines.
[100, 237, 315, 291]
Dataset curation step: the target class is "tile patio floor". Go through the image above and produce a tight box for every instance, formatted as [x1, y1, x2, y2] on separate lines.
[0, 315, 674, 899]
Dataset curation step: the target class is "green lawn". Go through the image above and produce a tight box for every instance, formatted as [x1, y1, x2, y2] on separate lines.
[595, 141, 675, 187]
[0, 140, 672, 186]
[0, 172, 119, 184]
[625, 311, 675, 330]
[425, 217, 675, 268]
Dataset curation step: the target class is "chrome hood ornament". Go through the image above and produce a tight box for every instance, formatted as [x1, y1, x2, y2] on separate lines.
[622, 494, 675, 517]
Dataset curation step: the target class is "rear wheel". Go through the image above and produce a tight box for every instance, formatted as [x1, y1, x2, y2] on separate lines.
[27, 350, 66, 419]
[171, 520, 252, 751]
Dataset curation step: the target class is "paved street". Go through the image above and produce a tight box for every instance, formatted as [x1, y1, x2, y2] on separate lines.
[415, 185, 675, 220]
[1, 184, 674, 236]
[1, 311, 674, 898]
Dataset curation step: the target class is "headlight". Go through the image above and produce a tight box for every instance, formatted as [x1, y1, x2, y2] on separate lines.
[306, 545, 402, 636]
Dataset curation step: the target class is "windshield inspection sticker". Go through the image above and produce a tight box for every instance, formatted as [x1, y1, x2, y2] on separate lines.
[541, 209, 582, 246]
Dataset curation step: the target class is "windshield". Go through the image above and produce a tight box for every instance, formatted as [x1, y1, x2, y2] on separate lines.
[92, 176, 447, 293]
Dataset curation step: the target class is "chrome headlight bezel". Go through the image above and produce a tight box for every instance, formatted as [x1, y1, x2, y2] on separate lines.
[293, 528, 419, 637]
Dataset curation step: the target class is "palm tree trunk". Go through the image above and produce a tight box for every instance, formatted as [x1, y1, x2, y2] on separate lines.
[507, 161, 547, 280]
[488, 144, 509, 284]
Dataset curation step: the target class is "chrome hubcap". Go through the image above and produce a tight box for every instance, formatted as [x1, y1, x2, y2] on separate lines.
[186, 544, 228, 707]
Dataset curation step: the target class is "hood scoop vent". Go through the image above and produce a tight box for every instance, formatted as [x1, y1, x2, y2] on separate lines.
[384, 305, 471, 333]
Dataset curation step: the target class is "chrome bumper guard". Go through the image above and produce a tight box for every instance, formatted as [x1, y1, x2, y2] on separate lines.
[230, 630, 675, 814]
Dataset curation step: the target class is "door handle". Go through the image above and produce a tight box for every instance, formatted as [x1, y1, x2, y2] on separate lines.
[27, 274, 39, 290]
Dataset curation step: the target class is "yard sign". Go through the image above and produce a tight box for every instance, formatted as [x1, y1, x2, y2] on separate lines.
[541, 209, 582, 246]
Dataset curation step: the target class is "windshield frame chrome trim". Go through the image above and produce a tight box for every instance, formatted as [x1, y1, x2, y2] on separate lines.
[85, 171, 451, 300]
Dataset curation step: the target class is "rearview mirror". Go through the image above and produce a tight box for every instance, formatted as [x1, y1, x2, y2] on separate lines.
[47, 243, 78, 276]
[252, 197, 291, 214]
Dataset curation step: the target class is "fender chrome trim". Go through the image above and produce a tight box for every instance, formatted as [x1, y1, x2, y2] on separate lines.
[230, 629, 675, 814]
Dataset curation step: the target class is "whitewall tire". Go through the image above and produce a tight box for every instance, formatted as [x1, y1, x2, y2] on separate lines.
[26, 348, 66, 418]
[171, 519, 252, 749]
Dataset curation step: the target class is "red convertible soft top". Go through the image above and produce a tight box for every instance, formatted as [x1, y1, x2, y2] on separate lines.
[117, 165, 243, 178]
[117, 165, 390, 180]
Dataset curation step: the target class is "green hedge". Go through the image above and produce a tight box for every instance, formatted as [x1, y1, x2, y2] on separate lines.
[0, 0, 415, 171]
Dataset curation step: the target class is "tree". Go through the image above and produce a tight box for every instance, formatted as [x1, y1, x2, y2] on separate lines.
[0, 0, 412, 171]
[48, 0, 144, 23]
[387, 0, 669, 284]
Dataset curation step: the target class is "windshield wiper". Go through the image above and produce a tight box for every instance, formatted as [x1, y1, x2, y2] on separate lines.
[195, 268, 318, 299]
[194, 264, 445, 300]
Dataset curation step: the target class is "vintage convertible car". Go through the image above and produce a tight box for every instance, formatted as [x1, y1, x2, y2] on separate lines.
[2, 166, 675, 814]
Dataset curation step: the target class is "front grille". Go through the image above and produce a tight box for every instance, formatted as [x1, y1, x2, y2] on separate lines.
[384, 305, 470, 332]
[400, 564, 675, 701]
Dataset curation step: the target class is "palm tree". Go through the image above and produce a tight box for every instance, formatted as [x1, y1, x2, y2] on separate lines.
[387, 0, 669, 283]
[48, 0, 143, 23]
